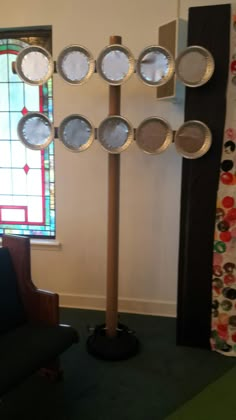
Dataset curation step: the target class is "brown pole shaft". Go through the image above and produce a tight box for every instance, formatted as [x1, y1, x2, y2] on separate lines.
[106, 35, 121, 337]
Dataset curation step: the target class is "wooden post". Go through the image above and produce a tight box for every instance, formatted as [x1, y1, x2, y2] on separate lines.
[106, 35, 121, 337]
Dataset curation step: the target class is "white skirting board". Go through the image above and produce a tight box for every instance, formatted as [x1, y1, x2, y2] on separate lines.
[59, 293, 176, 318]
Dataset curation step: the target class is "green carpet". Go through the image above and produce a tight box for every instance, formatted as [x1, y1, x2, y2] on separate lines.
[0, 309, 235, 420]
[166, 365, 236, 419]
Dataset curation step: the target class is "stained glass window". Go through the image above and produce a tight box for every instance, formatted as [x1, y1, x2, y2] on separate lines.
[0, 29, 55, 238]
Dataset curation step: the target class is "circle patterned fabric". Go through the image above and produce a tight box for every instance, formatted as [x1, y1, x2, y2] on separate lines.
[211, 7, 236, 356]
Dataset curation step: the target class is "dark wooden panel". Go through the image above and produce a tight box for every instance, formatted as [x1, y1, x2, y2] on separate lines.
[177, 4, 231, 348]
[157, 20, 176, 99]
[0, 27, 52, 52]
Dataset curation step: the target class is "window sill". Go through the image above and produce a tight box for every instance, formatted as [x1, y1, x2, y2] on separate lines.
[30, 239, 62, 250]
[0, 238, 62, 251]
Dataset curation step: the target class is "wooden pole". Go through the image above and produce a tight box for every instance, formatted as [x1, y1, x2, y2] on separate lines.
[106, 35, 121, 337]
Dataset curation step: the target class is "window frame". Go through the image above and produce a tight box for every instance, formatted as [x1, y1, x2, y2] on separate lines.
[0, 26, 56, 239]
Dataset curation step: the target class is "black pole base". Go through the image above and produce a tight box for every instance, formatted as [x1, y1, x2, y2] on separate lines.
[86, 323, 140, 361]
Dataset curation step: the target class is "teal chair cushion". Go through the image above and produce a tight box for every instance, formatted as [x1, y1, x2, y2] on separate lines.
[0, 323, 79, 396]
[0, 247, 26, 333]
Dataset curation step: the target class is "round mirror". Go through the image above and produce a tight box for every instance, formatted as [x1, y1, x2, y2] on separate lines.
[96, 45, 135, 85]
[175, 46, 215, 87]
[136, 46, 175, 86]
[57, 45, 95, 85]
[15, 46, 54, 85]
[98, 116, 133, 153]
[136, 117, 173, 154]
[17, 112, 54, 150]
[58, 114, 94, 152]
[174, 120, 212, 159]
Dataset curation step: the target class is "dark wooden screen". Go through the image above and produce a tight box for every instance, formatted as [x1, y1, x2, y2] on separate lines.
[177, 4, 231, 348]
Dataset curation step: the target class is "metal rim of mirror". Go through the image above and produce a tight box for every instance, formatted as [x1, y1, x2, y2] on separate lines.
[58, 114, 95, 152]
[17, 112, 54, 150]
[96, 44, 135, 85]
[97, 115, 134, 153]
[174, 120, 212, 159]
[15, 45, 54, 86]
[56, 45, 95, 85]
[136, 45, 175, 86]
[175, 45, 215, 87]
[136, 116, 173, 154]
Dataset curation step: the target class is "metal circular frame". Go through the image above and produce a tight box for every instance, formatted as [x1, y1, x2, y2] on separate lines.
[96, 44, 135, 85]
[174, 120, 212, 159]
[15, 45, 54, 85]
[136, 117, 173, 154]
[97, 115, 134, 153]
[136, 45, 175, 86]
[58, 114, 95, 152]
[175, 45, 215, 87]
[17, 112, 54, 150]
[56, 45, 95, 85]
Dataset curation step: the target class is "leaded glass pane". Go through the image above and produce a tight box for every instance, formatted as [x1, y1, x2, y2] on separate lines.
[9, 83, 24, 110]
[26, 148, 41, 168]
[0, 84, 9, 111]
[0, 195, 13, 205]
[11, 112, 23, 139]
[12, 195, 28, 205]
[0, 54, 8, 82]
[0, 112, 10, 139]
[25, 84, 41, 110]
[1, 208, 26, 222]
[0, 140, 11, 166]
[27, 196, 43, 222]
[27, 169, 42, 196]
[0, 32, 55, 238]
[0, 168, 12, 194]
[12, 169, 27, 195]
[11, 140, 26, 167]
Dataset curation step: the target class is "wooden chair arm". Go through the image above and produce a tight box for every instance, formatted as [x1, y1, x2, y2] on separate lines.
[2, 235, 59, 326]
[26, 288, 59, 326]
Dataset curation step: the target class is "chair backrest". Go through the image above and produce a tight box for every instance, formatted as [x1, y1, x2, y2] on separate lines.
[0, 247, 26, 334]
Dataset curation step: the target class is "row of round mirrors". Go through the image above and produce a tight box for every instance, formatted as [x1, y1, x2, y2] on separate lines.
[14, 44, 215, 87]
[17, 112, 212, 159]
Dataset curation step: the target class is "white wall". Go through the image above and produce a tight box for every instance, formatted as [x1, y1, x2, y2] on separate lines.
[1, 0, 225, 316]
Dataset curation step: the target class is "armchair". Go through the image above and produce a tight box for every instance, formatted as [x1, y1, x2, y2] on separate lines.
[0, 234, 79, 397]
